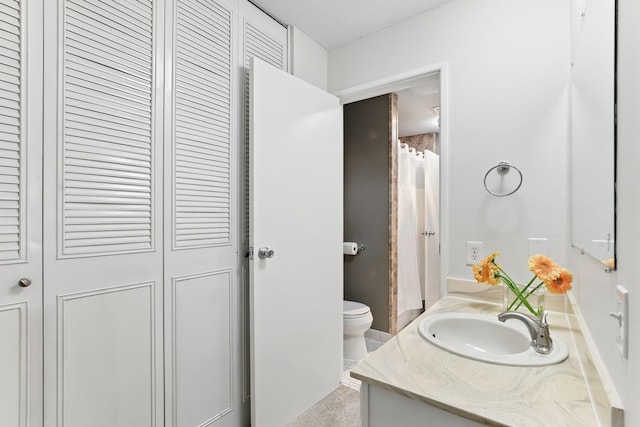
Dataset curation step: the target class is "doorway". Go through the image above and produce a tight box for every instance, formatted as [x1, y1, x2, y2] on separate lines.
[338, 66, 447, 336]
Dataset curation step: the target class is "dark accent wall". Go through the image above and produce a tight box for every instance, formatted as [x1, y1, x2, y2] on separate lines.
[343, 94, 397, 333]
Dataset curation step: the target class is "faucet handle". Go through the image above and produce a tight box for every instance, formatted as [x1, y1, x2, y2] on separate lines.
[539, 310, 548, 325]
[534, 322, 553, 354]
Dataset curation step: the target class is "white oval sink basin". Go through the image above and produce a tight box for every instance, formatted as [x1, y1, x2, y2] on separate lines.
[417, 312, 569, 367]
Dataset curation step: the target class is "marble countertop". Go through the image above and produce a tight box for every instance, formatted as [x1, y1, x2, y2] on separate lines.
[351, 296, 622, 426]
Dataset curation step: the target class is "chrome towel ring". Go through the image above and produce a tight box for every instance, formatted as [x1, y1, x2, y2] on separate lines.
[483, 161, 523, 197]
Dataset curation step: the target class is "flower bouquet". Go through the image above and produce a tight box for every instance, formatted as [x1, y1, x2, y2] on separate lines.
[472, 252, 573, 317]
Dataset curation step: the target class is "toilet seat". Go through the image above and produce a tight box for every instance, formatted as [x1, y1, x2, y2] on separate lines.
[344, 300, 370, 317]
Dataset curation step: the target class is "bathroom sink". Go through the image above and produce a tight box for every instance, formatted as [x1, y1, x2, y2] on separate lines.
[417, 312, 569, 367]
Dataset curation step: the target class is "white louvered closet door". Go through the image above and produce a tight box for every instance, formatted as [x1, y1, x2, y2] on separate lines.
[163, 0, 243, 425]
[238, 0, 287, 404]
[0, 0, 43, 426]
[43, 1, 165, 426]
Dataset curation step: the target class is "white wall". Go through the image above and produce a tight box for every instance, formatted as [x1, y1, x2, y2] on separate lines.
[327, 0, 639, 422]
[290, 27, 328, 90]
[328, 0, 571, 283]
[569, 0, 640, 424]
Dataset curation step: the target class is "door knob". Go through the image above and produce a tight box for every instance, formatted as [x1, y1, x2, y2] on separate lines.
[258, 247, 275, 259]
[18, 278, 31, 287]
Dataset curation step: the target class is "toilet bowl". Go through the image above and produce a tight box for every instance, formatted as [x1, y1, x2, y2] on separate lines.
[343, 300, 373, 361]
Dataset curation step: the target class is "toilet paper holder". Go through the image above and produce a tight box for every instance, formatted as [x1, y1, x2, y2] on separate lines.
[343, 242, 367, 255]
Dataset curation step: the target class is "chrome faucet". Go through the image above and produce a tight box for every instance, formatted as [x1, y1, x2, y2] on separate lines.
[497, 311, 553, 354]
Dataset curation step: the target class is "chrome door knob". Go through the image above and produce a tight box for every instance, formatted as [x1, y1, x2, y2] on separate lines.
[18, 278, 32, 287]
[258, 247, 275, 259]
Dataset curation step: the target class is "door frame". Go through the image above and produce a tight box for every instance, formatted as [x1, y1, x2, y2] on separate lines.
[333, 62, 450, 303]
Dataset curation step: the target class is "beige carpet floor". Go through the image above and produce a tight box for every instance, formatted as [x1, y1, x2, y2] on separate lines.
[287, 385, 361, 427]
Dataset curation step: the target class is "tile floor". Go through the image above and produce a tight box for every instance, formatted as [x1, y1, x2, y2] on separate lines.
[340, 338, 384, 390]
[289, 337, 384, 426]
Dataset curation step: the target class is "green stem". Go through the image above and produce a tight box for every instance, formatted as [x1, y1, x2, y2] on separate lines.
[509, 279, 534, 310]
[496, 273, 539, 316]
[509, 275, 537, 310]
[512, 282, 544, 312]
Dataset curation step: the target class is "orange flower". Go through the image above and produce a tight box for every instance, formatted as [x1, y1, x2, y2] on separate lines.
[545, 268, 573, 294]
[528, 254, 560, 282]
[473, 252, 500, 285]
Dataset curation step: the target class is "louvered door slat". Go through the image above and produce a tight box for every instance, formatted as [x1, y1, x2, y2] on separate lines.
[175, 82, 229, 113]
[0, 28, 19, 45]
[67, 60, 152, 97]
[0, 14, 17, 31]
[0, 3, 18, 18]
[66, 141, 151, 162]
[67, 127, 151, 150]
[246, 39, 283, 65]
[62, 0, 154, 256]
[0, 0, 21, 263]
[66, 164, 149, 181]
[65, 17, 151, 59]
[177, 1, 230, 44]
[175, 132, 228, 152]
[176, 51, 229, 83]
[65, 81, 150, 111]
[109, 0, 151, 23]
[0, 114, 17, 127]
[174, 141, 228, 160]
[0, 97, 19, 111]
[175, 148, 228, 165]
[68, 0, 152, 42]
[176, 53, 230, 82]
[0, 36, 18, 53]
[66, 119, 150, 144]
[173, 0, 232, 249]
[67, 4, 151, 49]
[175, 95, 229, 121]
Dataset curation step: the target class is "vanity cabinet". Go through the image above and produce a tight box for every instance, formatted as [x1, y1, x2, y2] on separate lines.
[362, 384, 483, 427]
[0, 0, 287, 425]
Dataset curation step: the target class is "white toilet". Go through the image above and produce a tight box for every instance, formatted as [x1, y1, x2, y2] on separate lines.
[343, 300, 373, 361]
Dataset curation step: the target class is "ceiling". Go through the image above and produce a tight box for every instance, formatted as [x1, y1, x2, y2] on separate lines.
[250, 0, 444, 136]
[250, 0, 455, 50]
[396, 74, 441, 136]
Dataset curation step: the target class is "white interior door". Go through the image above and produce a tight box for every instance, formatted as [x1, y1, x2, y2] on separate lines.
[0, 1, 43, 425]
[249, 57, 343, 427]
[424, 150, 440, 308]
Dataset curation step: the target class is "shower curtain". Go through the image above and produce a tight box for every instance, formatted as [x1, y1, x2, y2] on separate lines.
[397, 141, 425, 315]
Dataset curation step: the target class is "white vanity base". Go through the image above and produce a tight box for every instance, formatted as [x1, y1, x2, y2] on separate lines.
[361, 383, 484, 427]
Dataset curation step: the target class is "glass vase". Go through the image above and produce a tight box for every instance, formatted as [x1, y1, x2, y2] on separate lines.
[503, 283, 545, 318]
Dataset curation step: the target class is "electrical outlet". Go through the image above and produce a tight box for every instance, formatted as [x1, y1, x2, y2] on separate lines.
[528, 238, 548, 257]
[466, 241, 484, 265]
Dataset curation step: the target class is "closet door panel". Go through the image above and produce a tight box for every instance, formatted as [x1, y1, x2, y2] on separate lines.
[57, 283, 156, 427]
[171, 271, 232, 426]
[163, 0, 240, 425]
[0, 0, 43, 425]
[0, 302, 27, 426]
[43, 0, 164, 425]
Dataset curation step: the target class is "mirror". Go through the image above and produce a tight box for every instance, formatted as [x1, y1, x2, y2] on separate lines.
[570, 0, 616, 269]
